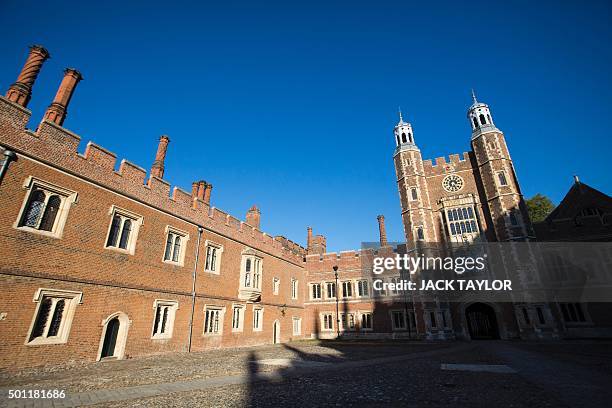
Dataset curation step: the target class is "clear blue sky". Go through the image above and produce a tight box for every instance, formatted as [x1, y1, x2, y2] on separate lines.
[1, 0, 611, 251]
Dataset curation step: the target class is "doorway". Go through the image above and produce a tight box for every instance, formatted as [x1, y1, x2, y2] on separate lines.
[466, 303, 500, 339]
[101, 317, 119, 358]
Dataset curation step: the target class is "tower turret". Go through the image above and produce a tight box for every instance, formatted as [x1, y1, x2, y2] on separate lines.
[394, 109, 417, 150]
[467, 90, 498, 137]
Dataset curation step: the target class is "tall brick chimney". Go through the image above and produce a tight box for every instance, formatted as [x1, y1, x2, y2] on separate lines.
[307, 227, 313, 250]
[5, 45, 50, 108]
[377, 215, 388, 247]
[44, 68, 83, 126]
[150, 135, 170, 179]
[245, 205, 261, 229]
[203, 183, 212, 205]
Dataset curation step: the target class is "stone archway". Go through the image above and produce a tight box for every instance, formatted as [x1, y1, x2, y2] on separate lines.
[465, 303, 500, 340]
[97, 312, 130, 360]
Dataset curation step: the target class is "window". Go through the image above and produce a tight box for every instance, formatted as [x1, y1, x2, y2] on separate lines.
[416, 227, 425, 241]
[273, 277, 280, 295]
[509, 211, 519, 226]
[240, 251, 263, 300]
[391, 311, 406, 330]
[152, 300, 178, 339]
[292, 317, 302, 335]
[340, 313, 355, 331]
[360, 312, 373, 330]
[204, 306, 224, 335]
[560, 303, 586, 323]
[357, 280, 369, 297]
[497, 171, 508, 186]
[16, 177, 77, 238]
[390, 277, 401, 295]
[232, 305, 245, 332]
[401, 133, 407, 143]
[163, 227, 189, 266]
[291, 279, 298, 299]
[253, 307, 263, 331]
[522, 307, 530, 325]
[311, 283, 322, 300]
[410, 187, 418, 201]
[472, 117, 478, 128]
[342, 281, 353, 298]
[446, 205, 479, 239]
[479, 114, 486, 125]
[322, 313, 334, 331]
[105, 206, 142, 254]
[27, 289, 82, 345]
[204, 241, 223, 274]
[326, 282, 336, 299]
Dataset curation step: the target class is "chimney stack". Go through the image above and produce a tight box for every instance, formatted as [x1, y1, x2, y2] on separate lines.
[203, 183, 212, 205]
[377, 215, 388, 247]
[307, 226, 313, 250]
[6, 45, 50, 108]
[150, 135, 170, 179]
[246, 205, 261, 229]
[44, 68, 83, 126]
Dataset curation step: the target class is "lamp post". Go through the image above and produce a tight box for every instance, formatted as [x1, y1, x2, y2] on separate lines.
[333, 265, 339, 338]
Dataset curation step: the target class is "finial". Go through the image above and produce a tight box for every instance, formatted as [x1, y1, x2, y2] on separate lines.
[471, 89, 478, 104]
[398, 107, 403, 123]
[573, 175, 580, 184]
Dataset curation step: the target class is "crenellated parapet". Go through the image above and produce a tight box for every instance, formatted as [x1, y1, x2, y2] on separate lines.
[0, 95, 304, 264]
[423, 152, 475, 176]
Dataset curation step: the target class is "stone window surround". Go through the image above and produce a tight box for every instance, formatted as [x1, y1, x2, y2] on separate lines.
[231, 303, 246, 332]
[203, 305, 225, 336]
[339, 312, 356, 331]
[151, 299, 179, 340]
[272, 277, 280, 295]
[162, 226, 190, 267]
[389, 309, 408, 331]
[292, 317, 302, 335]
[203, 239, 224, 274]
[252, 306, 264, 331]
[309, 282, 322, 300]
[104, 205, 143, 255]
[291, 278, 298, 300]
[320, 312, 334, 331]
[14, 176, 78, 239]
[25, 288, 83, 346]
[358, 310, 374, 331]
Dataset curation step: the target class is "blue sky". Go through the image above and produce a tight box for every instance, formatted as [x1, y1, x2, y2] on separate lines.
[1, 0, 611, 251]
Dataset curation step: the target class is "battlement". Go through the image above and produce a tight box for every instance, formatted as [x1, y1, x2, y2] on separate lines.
[0, 95, 304, 264]
[423, 151, 474, 176]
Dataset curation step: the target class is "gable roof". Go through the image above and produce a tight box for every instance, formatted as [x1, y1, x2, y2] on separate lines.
[545, 180, 612, 222]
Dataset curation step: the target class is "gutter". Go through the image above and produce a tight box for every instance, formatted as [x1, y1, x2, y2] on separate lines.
[187, 227, 203, 352]
[0, 149, 16, 185]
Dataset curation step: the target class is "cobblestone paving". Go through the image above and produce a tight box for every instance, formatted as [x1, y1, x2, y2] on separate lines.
[1, 340, 611, 407]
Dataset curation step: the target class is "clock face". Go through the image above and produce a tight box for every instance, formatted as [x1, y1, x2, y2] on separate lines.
[442, 174, 464, 193]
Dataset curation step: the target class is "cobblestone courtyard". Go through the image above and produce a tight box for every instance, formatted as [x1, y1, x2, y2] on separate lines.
[1, 340, 612, 407]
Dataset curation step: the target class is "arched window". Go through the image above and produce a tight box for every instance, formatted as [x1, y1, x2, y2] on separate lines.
[107, 215, 122, 247]
[460, 222, 466, 233]
[462, 208, 469, 219]
[450, 223, 456, 235]
[408, 132, 413, 143]
[472, 117, 478, 128]
[164, 233, 173, 261]
[47, 299, 65, 337]
[447, 210, 454, 221]
[401, 133, 407, 143]
[416, 227, 424, 241]
[487, 114, 492, 123]
[452, 209, 459, 220]
[118, 219, 132, 249]
[479, 114, 487, 125]
[21, 190, 46, 228]
[39, 195, 61, 231]
[395, 135, 400, 146]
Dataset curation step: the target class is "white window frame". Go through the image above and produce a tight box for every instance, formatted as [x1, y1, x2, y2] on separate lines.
[310, 283, 322, 300]
[26, 288, 82, 345]
[151, 299, 179, 339]
[325, 282, 336, 299]
[203, 305, 225, 336]
[320, 312, 334, 332]
[357, 280, 369, 297]
[240, 252, 263, 291]
[104, 205, 143, 255]
[340, 313, 356, 331]
[203, 240, 223, 274]
[292, 317, 302, 335]
[15, 177, 78, 239]
[231, 304, 245, 332]
[390, 309, 407, 331]
[341, 281, 353, 298]
[359, 311, 373, 331]
[253, 306, 263, 331]
[291, 278, 298, 300]
[162, 226, 190, 266]
[273, 277, 280, 295]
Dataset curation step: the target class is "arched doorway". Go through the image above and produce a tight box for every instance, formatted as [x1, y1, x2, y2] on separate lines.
[273, 320, 280, 344]
[465, 303, 499, 339]
[101, 317, 119, 358]
[97, 312, 130, 360]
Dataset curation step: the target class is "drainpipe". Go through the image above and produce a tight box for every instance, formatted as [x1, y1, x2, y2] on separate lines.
[187, 227, 203, 352]
[0, 150, 17, 185]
